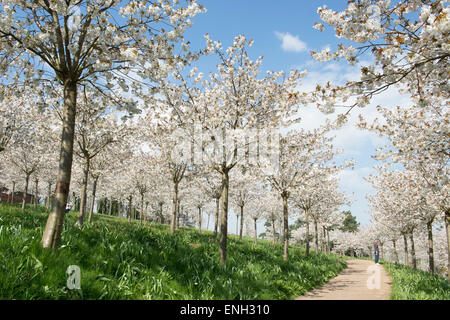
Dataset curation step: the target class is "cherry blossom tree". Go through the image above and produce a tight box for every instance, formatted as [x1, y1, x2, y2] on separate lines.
[262, 192, 282, 246]
[230, 169, 258, 241]
[329, 229, 358, 256]
[320, 207, 346, 254]
[0, 0, 205, 249]
[311, 0, 449, 114]
[291, 173, 348, 256]
[74, 93, 129, 227]
[4, 102, 55, 211]
[371, 212, 402, 264]
[157, 35, 306, 263]
[263, 125, 341, 260]
[363, 103, 449, 276]
[311, 0, 449, 278]
[87, 150, 115, 221]
[39, 150, 59, 210]
[142, 118, 191, 233]
[0, 86, 41, 153]
[369, 165, 446, 273]
[367, 168, 425, 269]
[194, 169, 222, 238]
[188, 182, 209, 231]
[247, 187, 274, 244]
[1, 160, 21, 204]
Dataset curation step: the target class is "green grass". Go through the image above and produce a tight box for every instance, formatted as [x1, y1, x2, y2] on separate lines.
[0, 202, 346, 300]
[383, 262, 450, 300]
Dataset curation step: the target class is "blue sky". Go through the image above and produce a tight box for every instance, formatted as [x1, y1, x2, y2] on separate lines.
[182, 1, 347, 71]
[178, 1, 409, 229]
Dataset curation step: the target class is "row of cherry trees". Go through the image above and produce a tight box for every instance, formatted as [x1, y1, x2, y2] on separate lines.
[363, 102, 448, 277]
[0, 2, 350, 266]
[308, 0, 449, 279]
[0, 73, 350, 263]
[0, 1, 447, 274]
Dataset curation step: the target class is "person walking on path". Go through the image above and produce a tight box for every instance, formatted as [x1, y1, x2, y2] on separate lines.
[374, 239, 380, 264]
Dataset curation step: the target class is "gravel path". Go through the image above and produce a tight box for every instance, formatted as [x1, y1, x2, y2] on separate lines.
[296, 259, 392, 300]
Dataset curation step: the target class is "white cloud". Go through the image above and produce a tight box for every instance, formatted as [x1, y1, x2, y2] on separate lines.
[291, 103, 387, 155]
[338, 166, 377, 226]
[339, 167, 374, 191]
[323, 63, 342, 73]
[285, 60, 415, 225]
[274, 31, 307, 52]
[292, 61, 413, 155]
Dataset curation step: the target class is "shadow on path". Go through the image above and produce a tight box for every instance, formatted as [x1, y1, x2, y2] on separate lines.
[295, 259, 392, 300]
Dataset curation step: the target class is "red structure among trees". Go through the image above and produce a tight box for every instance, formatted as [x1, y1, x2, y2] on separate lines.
[0, 187, 34, 204]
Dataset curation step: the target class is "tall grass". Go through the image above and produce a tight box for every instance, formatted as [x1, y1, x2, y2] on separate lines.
[0, 203, 346, 299]
[384, 262, 450, 300]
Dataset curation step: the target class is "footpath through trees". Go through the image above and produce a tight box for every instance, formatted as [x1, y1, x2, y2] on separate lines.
[296, 259, 392, 300]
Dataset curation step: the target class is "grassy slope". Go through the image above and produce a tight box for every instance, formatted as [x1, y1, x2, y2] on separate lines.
[0, 203, 346, 300]
[382, 262, 450, 300]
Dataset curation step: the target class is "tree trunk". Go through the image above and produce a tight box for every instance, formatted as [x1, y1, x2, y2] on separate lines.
[88, 177, 98, 222]
[72, 192, 76, 209]
[140, 193, 144, 226]
[326, 228, 331, 254]
[41, 81, 77, 249]
[322, 226, 326, 253]
[105, 199, 109, 217]
[10, 181, 15, 204]
[409, 233, 416, 270]
[219, 169, 229, 264]
[127, 195, 132, 223]
[108, 197, 113, 216]
[305, 208, 310, 257]
[46, 181, 52, 209]
[393, 239, 399, 264]
[170, 182, 178, 233]
[426, 221, 434, 274]
[180, 205, 184, 227]
[214, 197, 219, 240]
[239, 205, 244, 241]
[403, 234, 409, 267]
[198, 207, 202, 231]
[282, 193, 289, 261]
[22, 174, 30, 212]
[314, 218, 319, 253]
[77, 157, 90, 227]
[117, 200, 122, 218]
[176, 199, 181, 229]
[182, 206, 187, 226]
[279, 219, 283, 243]
[159, 202, 164, 224]
[445, 210, 450, 282]
[253, 218, 258, 244]
[34, 178, 39, 209]
[270, 218, 276, 247]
